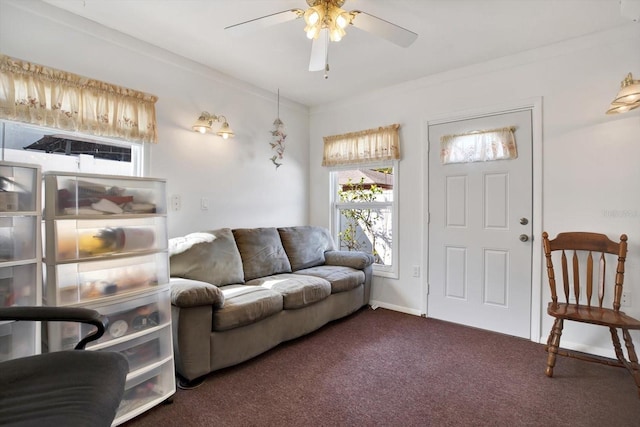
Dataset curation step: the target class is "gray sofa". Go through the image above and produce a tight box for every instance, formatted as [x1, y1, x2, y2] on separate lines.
[168, 226, 374, 387]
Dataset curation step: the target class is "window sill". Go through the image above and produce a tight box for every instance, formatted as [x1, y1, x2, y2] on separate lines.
[373, 267, 398, 280]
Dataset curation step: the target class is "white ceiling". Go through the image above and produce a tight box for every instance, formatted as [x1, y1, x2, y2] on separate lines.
[41, 0, 632, 107]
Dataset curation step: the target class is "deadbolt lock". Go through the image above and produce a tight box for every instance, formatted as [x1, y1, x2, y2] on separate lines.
[520, 218, 529, 225]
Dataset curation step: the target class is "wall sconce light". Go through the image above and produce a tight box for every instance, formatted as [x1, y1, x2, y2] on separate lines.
[606, 73, 640, 115]
[192, 112, 235, 139]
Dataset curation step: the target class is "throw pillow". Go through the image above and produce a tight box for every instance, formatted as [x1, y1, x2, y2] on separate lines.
[169, 228, 244, 286]
[232, 227, 292, 281]
[278, 226, 335, 271]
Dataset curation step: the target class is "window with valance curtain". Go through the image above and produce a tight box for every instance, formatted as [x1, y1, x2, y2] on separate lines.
[323, 123, 400, 278]
[322, 123, 400, 167]
[0, 54, 158, 144]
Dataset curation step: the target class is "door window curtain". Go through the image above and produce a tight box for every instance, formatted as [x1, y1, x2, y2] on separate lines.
[440, 126, 517, 164]
[0, 54, 158, 143]
[322, 124, 400, 167]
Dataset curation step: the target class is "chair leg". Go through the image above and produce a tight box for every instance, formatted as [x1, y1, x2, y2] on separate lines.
[610, 327, 627, 364]
[546, 318, 563, 377]
[621, 329, 640, 398]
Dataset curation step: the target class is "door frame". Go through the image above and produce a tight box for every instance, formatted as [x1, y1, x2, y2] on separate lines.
[422, 97, 543, 343]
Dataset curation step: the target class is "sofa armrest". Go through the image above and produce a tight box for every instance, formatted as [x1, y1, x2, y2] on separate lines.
[324, 250, 375, 270]
[170, 277, 225, 309]
[171, 277, 221, 382]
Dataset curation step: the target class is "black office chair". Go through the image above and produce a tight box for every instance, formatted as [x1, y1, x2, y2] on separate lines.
[0, 306, 129, 427]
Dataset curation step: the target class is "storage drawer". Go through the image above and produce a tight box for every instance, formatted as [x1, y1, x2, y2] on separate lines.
[44, 252, 169, 305]
[108, 326, 172, 372]
[44, 173, 166, 217]
[0, 162, 38, 212]
[0, 264, 38, 307]
[115, 359, 175, 423]
[0, 216, 38, 262]
[47, 288, 171, 351]
[49, 217, 168, 261]
[0, 320, 36, 362]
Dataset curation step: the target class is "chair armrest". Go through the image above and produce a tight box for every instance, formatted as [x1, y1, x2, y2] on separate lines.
[324, 250, 375, 270]
[0, 306, 107, 350]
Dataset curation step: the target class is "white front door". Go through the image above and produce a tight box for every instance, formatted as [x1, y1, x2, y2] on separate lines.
[427, 109, 533, 339]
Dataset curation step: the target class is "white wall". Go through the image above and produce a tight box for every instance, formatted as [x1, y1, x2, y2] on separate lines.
[0, 0, 310, 237]
[309, 24, 640, 356]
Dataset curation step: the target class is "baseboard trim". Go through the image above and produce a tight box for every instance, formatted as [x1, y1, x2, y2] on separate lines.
[369, 300, 423, 317]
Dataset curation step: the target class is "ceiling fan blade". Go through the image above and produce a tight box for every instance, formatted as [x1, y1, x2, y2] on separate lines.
[350, 11, 418, 47]
[309, 29, 329, 72]
[225, 9, 303, 36]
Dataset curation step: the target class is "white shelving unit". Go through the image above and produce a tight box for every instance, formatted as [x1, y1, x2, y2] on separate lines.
[0, 161, 42, 362]
[42, 171, 175, 426]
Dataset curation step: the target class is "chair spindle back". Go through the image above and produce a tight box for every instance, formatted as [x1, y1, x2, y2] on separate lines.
[542, 231, 627, 311]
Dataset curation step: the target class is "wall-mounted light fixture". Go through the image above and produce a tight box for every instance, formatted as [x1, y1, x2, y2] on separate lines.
[192, 112, 235, 139]
[606, 73, 640, 114]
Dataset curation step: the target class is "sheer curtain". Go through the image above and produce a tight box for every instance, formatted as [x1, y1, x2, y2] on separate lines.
[0, 54, 158, 143]
[322, 124, 400, 167]
[440, 126, 517, 164]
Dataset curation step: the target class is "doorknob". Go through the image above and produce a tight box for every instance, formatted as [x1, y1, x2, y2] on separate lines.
[519, 234, 529, 242]
[519, 218, 529, 225]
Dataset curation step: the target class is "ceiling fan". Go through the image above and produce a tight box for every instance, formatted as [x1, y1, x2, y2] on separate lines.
[224, 0, 418, 77]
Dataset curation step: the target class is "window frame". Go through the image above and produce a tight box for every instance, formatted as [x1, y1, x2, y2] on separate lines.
[329, 160, 399, 279]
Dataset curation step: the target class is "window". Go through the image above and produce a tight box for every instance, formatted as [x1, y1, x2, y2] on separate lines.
[331, 163, 398, 278]
[323, 124, 401, 278]
[440, 126, 517, 164]
[0, 120, 143, 176]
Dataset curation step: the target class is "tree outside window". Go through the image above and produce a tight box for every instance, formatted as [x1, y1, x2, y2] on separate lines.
[334, 167, 394, 268]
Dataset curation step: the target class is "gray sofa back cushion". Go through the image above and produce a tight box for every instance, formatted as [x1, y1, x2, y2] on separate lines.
[278, 226, 336, 271]
[169, 228, 245, 286]
[233, 227, 292, 281]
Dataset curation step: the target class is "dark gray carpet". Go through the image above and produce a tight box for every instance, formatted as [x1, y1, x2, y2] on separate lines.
[125, 307, 640, 426]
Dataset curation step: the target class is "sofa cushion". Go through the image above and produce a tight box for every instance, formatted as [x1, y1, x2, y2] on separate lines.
[246, 273, 331, 309]
[278, 226, 336, 271]
[170, 278, 225, 309]
[214, 285, 283, 331]
[169, 228, 244, 286]
[294, 265, 365, 294]
[233, 228, 292, 281]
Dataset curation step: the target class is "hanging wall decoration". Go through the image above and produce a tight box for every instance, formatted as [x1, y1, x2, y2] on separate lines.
[269, 89, 286, 169]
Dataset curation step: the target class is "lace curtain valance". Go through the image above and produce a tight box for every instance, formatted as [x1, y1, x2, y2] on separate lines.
[0, 54, 158, 143]
[440, 126, 517, 164]
[322, 124, 400, 167]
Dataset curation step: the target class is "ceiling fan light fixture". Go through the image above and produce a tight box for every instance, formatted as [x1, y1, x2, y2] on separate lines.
[335, 10, 351, 29]
[303, 1, 352, 41]
[304, 6, 322, 26]
[304, 6, 324, 39]
[329, 26, 345, 42]
[306, 25, 321, 39]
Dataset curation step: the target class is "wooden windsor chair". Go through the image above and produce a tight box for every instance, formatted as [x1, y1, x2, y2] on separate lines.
[542, 231, 640, 397]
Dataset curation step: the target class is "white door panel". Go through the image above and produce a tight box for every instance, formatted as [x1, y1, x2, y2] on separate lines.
[427, 109, 533, 338]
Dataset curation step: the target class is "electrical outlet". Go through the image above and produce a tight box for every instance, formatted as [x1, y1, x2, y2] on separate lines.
[412, 265, 420, 278]
[200, 197, 209, 211]
[622, 292, 632, 307]
[170, 194, 181, 211]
